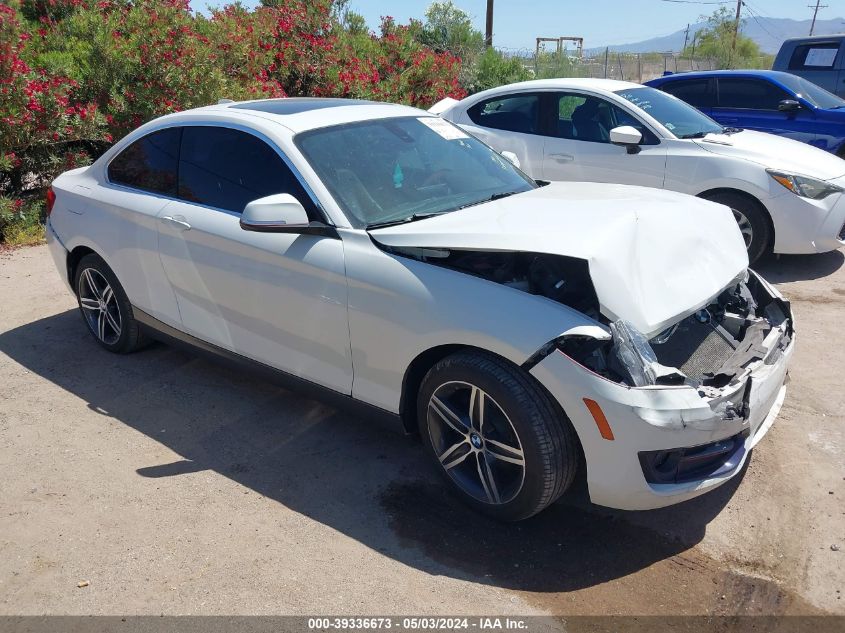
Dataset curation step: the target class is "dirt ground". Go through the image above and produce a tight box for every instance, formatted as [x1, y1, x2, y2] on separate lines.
[0, 244, 843, 619]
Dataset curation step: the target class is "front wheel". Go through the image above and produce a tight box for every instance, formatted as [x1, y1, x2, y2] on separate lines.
[700, 191, 771, 265]
[417, 350, 579, 521]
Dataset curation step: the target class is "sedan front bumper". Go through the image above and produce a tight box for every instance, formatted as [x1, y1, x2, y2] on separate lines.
[529, 278, 794, 511]
[768, 179, 845, 254]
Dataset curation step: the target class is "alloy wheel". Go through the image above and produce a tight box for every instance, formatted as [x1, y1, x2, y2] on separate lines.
[426, 381, 525, 505]
[732, 209, 753, 249]
[78, 267, 122, 345]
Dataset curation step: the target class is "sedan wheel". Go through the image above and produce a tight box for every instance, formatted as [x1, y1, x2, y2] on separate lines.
[418, 350, 579, 521]
[78, 267, 122, 346]
[700, 191, 771, 265]
[73, 253, 147, 354]
[427, 381, 526, 505]
[732, 209, 754, 250]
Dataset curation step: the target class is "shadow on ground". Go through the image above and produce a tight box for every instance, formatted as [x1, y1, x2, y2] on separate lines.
[755, 249, 844, 283]
[0, 309, 747, 595]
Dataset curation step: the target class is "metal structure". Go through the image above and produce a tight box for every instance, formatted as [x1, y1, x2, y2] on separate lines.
[535, 36, 584, 58]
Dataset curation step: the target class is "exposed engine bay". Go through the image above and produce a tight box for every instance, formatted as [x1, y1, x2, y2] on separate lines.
[382, 247, 601, 318]
[381, 243, 792, 400]
[563, 271, 793, 394]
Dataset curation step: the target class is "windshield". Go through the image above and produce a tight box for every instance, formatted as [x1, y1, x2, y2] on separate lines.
[614, 86, 723, 138]
[776, 73, 845, 109]
[295, 116, 536, 228]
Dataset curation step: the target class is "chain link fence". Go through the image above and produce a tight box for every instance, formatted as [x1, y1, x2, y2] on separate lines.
[500, 48, 773, 84]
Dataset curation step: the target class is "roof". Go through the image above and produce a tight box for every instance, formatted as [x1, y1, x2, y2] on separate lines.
[172, 97, 430, 134]
[648, 69, 798, 84]
[469, 78, 641, 100]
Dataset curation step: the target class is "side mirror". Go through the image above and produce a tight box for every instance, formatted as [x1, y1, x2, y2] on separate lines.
[240, 193, 336, 237]
[609, 126, 643, 154]
[778, 99, 801, 113]
[500, 150, 521, 168]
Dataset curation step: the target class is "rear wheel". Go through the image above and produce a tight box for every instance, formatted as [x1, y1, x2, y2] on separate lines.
[700, 191, 771, 265]
[73, 253, 146, 353]
[417, 350, 578, 521]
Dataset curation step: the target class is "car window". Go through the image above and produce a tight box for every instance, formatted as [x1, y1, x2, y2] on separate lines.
[177, 126, 315, 215]
[295, 116, 535, 228]
[789, 42, 840, 70]
[467, 94, 541, 135]
[659, 79, 714, 108]
[775, 73, 845, 109]
[716, 78, 791, 110]
[555, 93, 657, 144]
[615, 87, 723, 139]
[108, 127, 181, 195]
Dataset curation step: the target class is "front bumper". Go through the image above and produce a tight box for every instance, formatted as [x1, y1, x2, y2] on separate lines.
[529, 281, 794, 511]
[767, 179, 845, 254]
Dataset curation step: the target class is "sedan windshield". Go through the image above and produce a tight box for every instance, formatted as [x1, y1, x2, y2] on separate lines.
[776, 74, 845, 110]
[295, 116, 536, 228]
[614, 86, 723, 139]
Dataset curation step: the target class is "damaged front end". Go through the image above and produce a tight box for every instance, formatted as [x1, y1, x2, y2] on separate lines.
[549, 270, 793, 431]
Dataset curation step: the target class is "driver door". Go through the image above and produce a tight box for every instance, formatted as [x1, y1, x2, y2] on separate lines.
[541, 92, 667, 188]
[156, 125, 353, 393]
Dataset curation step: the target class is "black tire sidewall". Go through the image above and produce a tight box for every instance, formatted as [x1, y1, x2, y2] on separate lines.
[73, 254, 138, 353]
[417, 351, 572, 521]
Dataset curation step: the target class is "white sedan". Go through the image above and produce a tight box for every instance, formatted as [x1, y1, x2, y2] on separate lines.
[436, 78, 845, 264]
[46, 98, 794, 520]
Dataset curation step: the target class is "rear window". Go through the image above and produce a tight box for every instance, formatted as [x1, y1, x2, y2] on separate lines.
[789, 42, 840, 70]
[659, 79, 714, 108]
[108, 128, 181, 195]
[468, 94, 541, 135]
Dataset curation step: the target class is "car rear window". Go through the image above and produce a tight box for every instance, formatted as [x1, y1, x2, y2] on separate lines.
[468, 94, 541, 135]
[108, 127, 181, 195]
[659, 79, 714, 108]
[789, 42, 840, 70]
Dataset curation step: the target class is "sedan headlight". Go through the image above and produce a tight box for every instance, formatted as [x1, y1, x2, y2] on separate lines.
[767, 170, 844, 200]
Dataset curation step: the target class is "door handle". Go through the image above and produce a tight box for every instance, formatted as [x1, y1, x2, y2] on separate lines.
[549, 153, 574, 163]
[160, 215, 191, 231]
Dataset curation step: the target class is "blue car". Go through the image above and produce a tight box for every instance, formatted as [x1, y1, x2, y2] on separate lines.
[646, 70, 845, 158]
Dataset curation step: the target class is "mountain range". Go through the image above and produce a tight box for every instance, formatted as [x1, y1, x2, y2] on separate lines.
[584, 17, 845, 56]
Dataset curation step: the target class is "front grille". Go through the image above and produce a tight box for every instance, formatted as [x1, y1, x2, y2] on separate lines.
[839, 220, 845, 241]
[639, 430, 749, 485]
[651, 316, 737, 382]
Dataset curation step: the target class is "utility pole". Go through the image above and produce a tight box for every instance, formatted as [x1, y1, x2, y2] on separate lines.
[730, 0, 742, 67]
[485, 0, 494, 48]
[683, 24, 690, 52]
[809, 1, 828, 36]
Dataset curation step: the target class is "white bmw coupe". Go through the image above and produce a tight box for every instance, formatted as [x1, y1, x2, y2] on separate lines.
[46, 98, 794, 520]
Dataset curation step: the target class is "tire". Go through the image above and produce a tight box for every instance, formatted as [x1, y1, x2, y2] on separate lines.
[700, 191, 771, 265]
[73, 253, 147, 354]
[417, 350, 578, 521]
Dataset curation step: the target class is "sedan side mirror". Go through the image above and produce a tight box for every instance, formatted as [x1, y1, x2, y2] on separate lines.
[609, 126, 643, 154]
[240, 193, 337, 237]
[778, 99, 801, 113]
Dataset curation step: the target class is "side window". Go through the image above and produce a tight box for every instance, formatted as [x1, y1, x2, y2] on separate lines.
[660, 79, 714, 108]
[789, 42, 840, 70]
[554, 93, 657, 144]
[468, 94, 540, 135]
[108, 127, 181, 195]
[178, 126, 315, 215]
[717, 78, 790, 110]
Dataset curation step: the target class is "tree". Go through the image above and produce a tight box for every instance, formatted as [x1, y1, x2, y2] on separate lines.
[686, 6, 763, 69]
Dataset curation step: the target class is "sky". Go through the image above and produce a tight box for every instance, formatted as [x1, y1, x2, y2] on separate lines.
[196, 1, 844, 51]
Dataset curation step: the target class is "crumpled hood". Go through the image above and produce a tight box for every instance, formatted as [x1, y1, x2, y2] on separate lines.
[694, 129, 845, 181]
[370, 182, 748, 337]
